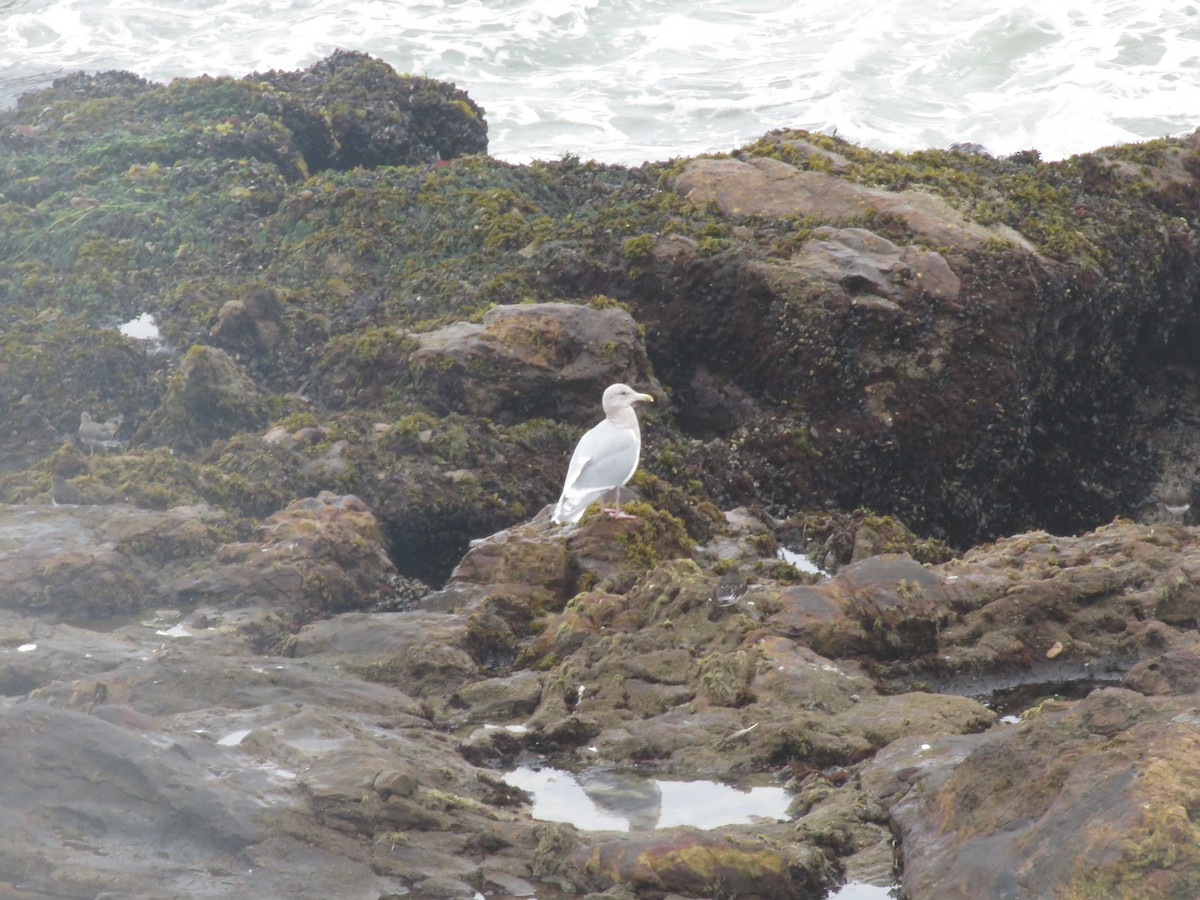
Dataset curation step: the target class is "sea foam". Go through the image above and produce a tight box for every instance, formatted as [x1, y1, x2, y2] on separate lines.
[1, 0, 1197, 164]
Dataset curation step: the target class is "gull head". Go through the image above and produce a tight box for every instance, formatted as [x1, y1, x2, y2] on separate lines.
[602, 383, 653, 416]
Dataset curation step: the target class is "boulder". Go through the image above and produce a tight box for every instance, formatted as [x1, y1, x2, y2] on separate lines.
[257, 49, 487, 171]
[0, 502, 226, 620]
[174, 493, 395, 644]
[872, 688, 1200, 899]
[570, 829, 804, 899]
[18, 50, 486, 181]
[791, 226, 962, 302]
[407, 301, 661, 423]
[290, 610, 481, 699]
[209, 284, 288, 359]
[767, 554, 954, 659]
[140, 345, 270, 453]
[671, 155, 1034, 251]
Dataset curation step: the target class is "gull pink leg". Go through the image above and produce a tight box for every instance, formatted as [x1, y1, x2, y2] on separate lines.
[602, 487, 637, 520]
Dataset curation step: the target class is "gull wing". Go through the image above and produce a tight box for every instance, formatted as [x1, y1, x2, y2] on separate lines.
[552, 421, 640, 523]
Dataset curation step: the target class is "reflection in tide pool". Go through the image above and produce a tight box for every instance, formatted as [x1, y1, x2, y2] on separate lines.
[118, 313, 172, 356]
[504, 765, 790, 832]
[828, 881, 898, 899]
[777, 546, 823, 574]
[118, 313, 160, 340]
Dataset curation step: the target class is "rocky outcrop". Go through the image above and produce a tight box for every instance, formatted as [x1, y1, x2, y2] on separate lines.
[406, 300, 661, 423]
[5, 52, 1200, 556]
[568, 829, 808, 898]
[5, 450, 1200, 897]
[140, 345, 271, 452]
[640, 137, 1200, 545]
[672, 154, 1033, 250]
[0, 489, 395, 632]
[12, 50, 485, 187]
[869, 686, 1200, 898]
[256, 49, 488, 171]
[176, 492, 397, 646]
[7, 50, 1200, 899]
[0, 502, 227, 619]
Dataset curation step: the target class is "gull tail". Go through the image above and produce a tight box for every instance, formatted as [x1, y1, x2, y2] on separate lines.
[552, 488, 607, 524]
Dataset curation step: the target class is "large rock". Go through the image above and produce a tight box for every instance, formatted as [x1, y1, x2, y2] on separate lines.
[927, 520, 1200, 676]
[870, 687, 1200, 898]
[175, 493, 396, 644]
[7, 591, 541, 898]
[671, 155, 1034, 250]
[406, 301, 661, 423]
[140, 345, 270, 453]
[289, 609, 481, 698]
[16, 50, 486, 183]
[0, 502, 226, 620]
[767, 553, 954, 659]
[0, 703, 263, 898]
[790, 226, 962, 303]
[569, 829, 805, 899]
[256, 49, 487, 171]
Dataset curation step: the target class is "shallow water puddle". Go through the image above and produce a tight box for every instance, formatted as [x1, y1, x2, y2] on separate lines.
[118, 312, 160, 340]
[503, 765, 790, 831]
[826, 882, 898, 899]
[926, 656, 1132, 718]
[118, 312, 174, 356]
[777, 546, 824, 574]
[218, 728, 253, 747]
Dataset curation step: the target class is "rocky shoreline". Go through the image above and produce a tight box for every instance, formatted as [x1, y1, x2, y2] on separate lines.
[3, 50, 1200, 898]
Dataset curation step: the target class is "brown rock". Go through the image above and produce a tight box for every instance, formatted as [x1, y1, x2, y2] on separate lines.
[672, 156, 1034, 250]
[875, 687, 1200, 899]
[0, 503, 225, 620]
[209, 285, 286, 357]
[292, 609, 480, 698]
[571, 830, 799, 899]
[406, 301, 660, 423]
[791, 226, 961, 302]
[447, 670, 544, 725]
[450, 522, 580, 607]
[767, 554, 951, 659]
[931, 521, 1200, 674]
[766, 583, 869, 659]
[175, 493, 394, 632]
[1123, 647, 1200, 696]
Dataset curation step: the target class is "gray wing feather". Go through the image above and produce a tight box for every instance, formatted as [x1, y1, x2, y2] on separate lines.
[567, 421, 639, 490]
[552, 421, 640, 523]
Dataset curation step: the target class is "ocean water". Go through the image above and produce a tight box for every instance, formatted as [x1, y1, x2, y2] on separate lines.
[2, 0, 1200, 165]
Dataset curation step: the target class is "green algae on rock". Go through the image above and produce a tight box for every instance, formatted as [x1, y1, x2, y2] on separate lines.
[8, 50, 1200, 900]
[151, 344, 271, 437]
[3, 55, 1200, 559]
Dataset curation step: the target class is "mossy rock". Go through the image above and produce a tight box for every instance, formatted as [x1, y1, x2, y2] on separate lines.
[605, 501, 695, 570]
[140, 345, 272, 453]
[569, 830, 803, 898]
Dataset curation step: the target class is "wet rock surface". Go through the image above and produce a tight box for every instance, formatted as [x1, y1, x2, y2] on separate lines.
[5, 500, 1200, 898]
[407, 301, 661, 422]
[4, 51, 1200, 898]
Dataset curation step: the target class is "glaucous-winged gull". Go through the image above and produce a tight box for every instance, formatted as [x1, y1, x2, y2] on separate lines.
[552, 383, 653, 524]
[78, 411, 123, 456]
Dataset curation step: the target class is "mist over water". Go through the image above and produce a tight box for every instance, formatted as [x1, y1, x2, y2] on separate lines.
[3, 0, 1200, 164]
